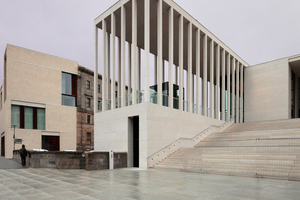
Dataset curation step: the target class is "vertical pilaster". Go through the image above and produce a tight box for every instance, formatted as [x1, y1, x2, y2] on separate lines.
[203, 34, 208, 116]
[231, 58, 235, 122]
[168, 7, 174, 108]
[131, 0, 137, 105]
[216, 44, 220, 119]
[196, 29, 200, 114]
[157, 0, 163, 106]
[121, 5, 126, 107]
[179, 15, 184, 111]
[221, 49, 226, 120]
[94, 26, 98, 113]
[144, 0, 150, 102]
[188, 22, 193, 113]
[210, 40, 214, 118]
[102, 19, 107, 111]
[226, 53, 231, 121]
[240, 64, 244, 122]
[236, 61, 240, 123]
[111, 13, 116, 110]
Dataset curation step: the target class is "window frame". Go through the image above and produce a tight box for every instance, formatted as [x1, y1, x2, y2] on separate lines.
[61, 72, 77, 107]
[86, 98, 91, 108]
[87, 80, 90, 90]
[87, 115, 90, 124]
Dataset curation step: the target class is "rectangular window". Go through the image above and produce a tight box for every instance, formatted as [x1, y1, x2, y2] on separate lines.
[24, 107, 33, 129]
[11, 105, 45, 130]
[87, 80, 90, 89]
[87, 115, 90, 124]
[62, 72, 77, 107]
[98, 101, 100, 111]
[86, 98, 91, 108]
[37, 108, 45, 130]
[98, 84, 100, 93]
[11, 105, 20, 128]
[115, 91, 118, 98]
[87, 132, 91, 145]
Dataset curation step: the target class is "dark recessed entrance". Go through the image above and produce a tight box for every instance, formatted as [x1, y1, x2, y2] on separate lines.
[42, 136, 60, 151]
[133, 116, 139, 167]
[1, 136, 5, 157]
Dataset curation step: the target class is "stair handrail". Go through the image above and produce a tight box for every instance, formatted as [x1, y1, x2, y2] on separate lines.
[148, 117, 235, 168]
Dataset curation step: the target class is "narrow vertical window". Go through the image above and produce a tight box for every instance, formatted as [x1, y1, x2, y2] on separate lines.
[87, 132, 91, 145]
[11, 105, 20, 128]
[98, 101, 100, 111]
[87, 80, 90, 89]
[37, 108, 45, 130]
[87, 115, 90, 124]
[86, 98, 91, 108]
[24, 107, 33, 129]
[98, 84, 100, 93]
[62, 72, 77, 107]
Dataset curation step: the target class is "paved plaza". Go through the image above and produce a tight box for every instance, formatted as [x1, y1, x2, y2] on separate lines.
[0, 164, 300, 200]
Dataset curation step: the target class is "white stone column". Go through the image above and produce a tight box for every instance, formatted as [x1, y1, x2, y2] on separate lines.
[226, 53, 231, 121]
[144, 0, 150, 103]
[175, 65, 178, 85]
[221, 49, 226, 120]
[128, 44, 131, 105]
[168, 7, 174, 109]
[157, 0, 163, 106]
[107, 32, 110, 106]
[121, 5, 126, 107]
[94, 26, 98, 113]
[210, 40, 214, 118]
[231, 58, 235, 122]
[102, 19, 107, 111]
[240, 64, 244, 122]
[138, 48, 141, 92]
[203, 34, 208, 117]
[131, 0, 137, 105]
[236, 61, 240, 123]
[154, 56, 157, 85]
[188, 22, 193, 113]
[179, 15, 184, 111]
[296, 76, 299, 118]
[216, 44, 220, 120]
[196, 29, 200, 115]
[118, 38, 121, 104]
[111, 13, 116, 110]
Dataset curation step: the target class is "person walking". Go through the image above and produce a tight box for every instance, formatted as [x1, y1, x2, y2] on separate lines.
[19, 145, 28, 166]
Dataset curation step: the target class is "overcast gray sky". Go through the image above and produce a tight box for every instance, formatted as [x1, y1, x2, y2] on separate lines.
[1, 0, 300, 85]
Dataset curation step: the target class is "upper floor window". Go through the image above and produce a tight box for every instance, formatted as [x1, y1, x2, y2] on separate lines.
[87, 132, 91, 145]
[98, 84, 100, 93]
[62, 72, 77, 107]
[87, 80, 90, 89]
[11, 105, 45, 130]
[87, 115, 90, 124]
[86, 98, 91, 108]
[98, 100, 101, 111]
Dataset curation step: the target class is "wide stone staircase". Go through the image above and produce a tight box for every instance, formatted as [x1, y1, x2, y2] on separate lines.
[154, 119, 300, 180]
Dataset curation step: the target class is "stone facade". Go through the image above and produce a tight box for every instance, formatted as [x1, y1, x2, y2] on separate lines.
[76, 66, 120, 151]
[76, 66, 100, 151]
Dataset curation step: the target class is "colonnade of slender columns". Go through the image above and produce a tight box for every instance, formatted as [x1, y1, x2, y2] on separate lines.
[95, 0, 245, 123]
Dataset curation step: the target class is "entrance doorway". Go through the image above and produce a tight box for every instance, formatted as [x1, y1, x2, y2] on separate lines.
[133, 116, 139, 167]
[42, 136, 60, 151]
[1, 136, 4, 157]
